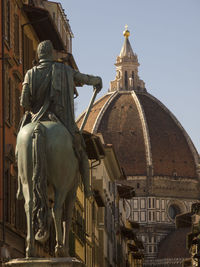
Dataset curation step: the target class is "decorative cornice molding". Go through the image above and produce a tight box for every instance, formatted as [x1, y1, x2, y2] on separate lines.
[145, 258, 186, 265]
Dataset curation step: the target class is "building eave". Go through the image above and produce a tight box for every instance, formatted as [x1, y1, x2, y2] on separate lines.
[22, 4, 65, 51]
[104, 144, 125, 181]
[82, 131, 105, 161]
[116, 183, 135, 199]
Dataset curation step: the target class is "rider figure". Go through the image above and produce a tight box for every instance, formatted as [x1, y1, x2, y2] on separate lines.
[20, 40, 102, 198]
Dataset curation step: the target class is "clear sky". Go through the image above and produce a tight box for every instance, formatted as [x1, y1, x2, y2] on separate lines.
[59, 0, 200, 153]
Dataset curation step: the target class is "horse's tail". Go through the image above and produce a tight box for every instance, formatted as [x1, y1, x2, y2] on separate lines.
[32, 122, 49, 242]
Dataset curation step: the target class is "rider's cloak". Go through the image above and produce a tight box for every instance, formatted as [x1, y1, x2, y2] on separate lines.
[22, 61, 100, 136]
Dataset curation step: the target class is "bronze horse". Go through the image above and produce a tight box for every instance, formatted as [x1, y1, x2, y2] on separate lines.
[16, 120, 79, 257]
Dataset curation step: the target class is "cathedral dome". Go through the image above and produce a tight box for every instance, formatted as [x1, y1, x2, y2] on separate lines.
[77, 26, 200, 265]
[77, 90, 199, 179]
[77, 28, 199, 180]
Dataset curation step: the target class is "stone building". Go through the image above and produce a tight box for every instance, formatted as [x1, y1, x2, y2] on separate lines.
[0, 0, 77, 262]
[86, 132, 143, 266]
[77, 27, 200, 266]
[0, 0, 40, 260]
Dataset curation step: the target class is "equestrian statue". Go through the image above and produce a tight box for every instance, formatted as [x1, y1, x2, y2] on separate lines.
[15, 40, 102, 258]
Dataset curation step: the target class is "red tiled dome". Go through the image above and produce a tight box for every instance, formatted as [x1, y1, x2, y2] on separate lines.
[77, 90, 199, 179]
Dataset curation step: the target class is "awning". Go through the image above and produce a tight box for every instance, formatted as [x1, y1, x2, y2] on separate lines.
[93, 190, 105, 207]
[131, 252, 144, 259]
[134, 239, 144, 250]
[117, 183, 135, 199]
[23, 4, 65, 51]
[120, 226, 136, 240]
[128, 220, 140, 229]
[127, 234, 144, 250]
[128, 243, 138, 252]
[82, 131, 105, 161]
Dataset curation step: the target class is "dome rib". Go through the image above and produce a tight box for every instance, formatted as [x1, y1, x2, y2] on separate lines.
[131, 91, 153, 176]
[97, 91, 148, 176]
[92, 91, 119, 133]
[76, 94, 111, 132]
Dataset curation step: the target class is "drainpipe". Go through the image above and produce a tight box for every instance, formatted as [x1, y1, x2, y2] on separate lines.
[1, 0, 6, 245]
[84, 194, 86, 265]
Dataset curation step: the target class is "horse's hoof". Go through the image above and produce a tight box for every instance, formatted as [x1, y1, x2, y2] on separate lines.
[26, 247, 35, 258]
[16, 189, 23, 200]
[35, 229, 49, 243]
[55, 245, 68, 257]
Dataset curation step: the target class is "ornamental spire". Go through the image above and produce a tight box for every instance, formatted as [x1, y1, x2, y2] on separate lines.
[119, 25, 134, 58]
[109, 26, 146, 92]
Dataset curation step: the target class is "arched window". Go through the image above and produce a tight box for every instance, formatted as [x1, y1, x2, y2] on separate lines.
[132, 71, 134, 80]
[125, 71, 128, 90]
[168, 204, 181, 220]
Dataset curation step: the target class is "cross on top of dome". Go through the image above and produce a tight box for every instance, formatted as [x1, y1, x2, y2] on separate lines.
[123, 24, 130, 38]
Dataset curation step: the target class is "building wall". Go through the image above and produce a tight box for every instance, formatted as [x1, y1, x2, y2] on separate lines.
[0, 0, 40, 260]
[0, 0, 74, 261]
[0, 0, 4, 224]
[92, 162, 116, 266]
[91, 147, 143, 267]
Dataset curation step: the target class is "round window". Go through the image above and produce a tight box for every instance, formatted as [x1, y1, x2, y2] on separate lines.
[168, 204, 181, 220]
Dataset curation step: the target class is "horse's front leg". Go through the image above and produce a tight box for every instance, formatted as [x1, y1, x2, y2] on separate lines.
[24, 196, 35, 258]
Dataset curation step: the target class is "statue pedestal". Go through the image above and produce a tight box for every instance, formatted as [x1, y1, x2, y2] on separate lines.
[4, 257, 85, 267]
